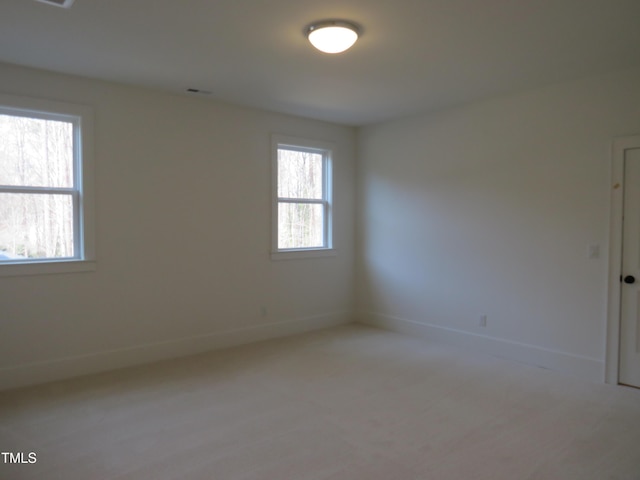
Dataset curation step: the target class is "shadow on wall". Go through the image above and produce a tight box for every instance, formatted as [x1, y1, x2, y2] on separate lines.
[357, 151, 604, 352]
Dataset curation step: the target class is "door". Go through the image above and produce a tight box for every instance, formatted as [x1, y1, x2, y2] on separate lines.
[620, 146, 640, 388]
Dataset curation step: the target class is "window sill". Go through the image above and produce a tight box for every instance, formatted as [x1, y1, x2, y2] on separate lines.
[0, 259, 96, 277]
[271, 248, 337, 261]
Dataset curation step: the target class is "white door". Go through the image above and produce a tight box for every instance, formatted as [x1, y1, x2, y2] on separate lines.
[620, 145, 640, 388]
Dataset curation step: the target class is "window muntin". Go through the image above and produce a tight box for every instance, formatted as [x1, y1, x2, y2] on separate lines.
[0, 99, 90, 267]
[273, 138, 332, 254]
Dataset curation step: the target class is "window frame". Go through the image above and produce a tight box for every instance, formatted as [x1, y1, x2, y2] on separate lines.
[271, 135, 335, 260]
[0, 94, 95, 277]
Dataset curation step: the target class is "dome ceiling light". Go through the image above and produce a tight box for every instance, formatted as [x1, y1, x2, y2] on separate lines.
[304, 20, 360, 54]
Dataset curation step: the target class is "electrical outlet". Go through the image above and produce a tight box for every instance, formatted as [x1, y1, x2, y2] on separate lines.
[479, 315, 487, 327]
[260, 306, 268, 317]
[587, 244, 600, 259]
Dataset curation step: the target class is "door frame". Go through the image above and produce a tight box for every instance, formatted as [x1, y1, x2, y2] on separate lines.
[606, 135, 640, 384]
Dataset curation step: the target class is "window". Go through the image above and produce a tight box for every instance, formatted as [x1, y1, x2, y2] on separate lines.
[0, 94, 94, 276]
[272, 135, 333, 259]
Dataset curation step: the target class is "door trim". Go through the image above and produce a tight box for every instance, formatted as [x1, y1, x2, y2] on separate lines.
[606, 135, 640, 384]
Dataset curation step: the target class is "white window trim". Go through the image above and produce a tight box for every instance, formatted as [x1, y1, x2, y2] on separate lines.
[271, 134, 335, 260]
[0, 94, 95, 277]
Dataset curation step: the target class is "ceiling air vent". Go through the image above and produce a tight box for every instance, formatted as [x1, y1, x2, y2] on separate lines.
[186, 88, 212, 95]
[35, 0, 76, 8]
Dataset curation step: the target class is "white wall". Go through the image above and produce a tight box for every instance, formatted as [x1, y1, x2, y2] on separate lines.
[0, 62, 356, 390]
[4, 62, 639, 390]
[357, 68, 640, 382]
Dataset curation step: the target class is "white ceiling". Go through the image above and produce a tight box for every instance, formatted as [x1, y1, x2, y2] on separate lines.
[0, 0, 639, 126]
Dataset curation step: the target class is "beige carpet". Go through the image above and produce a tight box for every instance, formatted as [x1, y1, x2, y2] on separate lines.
[1, 324, 640, 480]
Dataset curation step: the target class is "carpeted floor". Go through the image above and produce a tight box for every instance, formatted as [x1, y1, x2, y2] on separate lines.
[1, 324, 640, 479]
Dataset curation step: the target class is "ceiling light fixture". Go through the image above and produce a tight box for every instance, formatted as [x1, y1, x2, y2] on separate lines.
[304, 20, 360, 54]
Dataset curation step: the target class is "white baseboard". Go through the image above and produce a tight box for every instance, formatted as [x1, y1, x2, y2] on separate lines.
[358, 312, 604, 383]
[0, 311, 353, 391]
